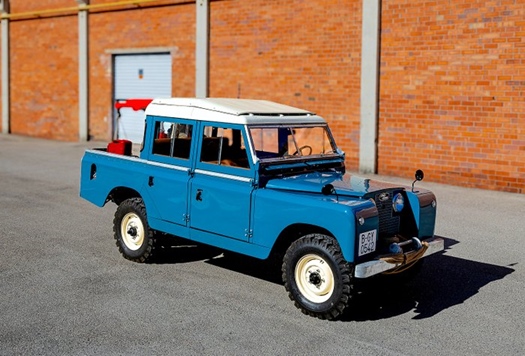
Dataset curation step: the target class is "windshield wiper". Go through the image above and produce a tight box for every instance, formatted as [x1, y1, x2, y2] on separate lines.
[303, 160, 343, 174]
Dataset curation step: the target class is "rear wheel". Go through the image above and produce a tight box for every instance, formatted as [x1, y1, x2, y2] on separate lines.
[113, 197, 155, 263]
[282, 234, 353, 320]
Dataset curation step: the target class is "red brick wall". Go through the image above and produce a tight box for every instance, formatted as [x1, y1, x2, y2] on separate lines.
[9, 0, 78, 140]
[379, 0, 525, 193]
[10, 0, 72, 13]
[4, 0, 194, 142]
[88, 1, 195, 141]
[3, 0, 523, 193]
[210, 0, 363, 168]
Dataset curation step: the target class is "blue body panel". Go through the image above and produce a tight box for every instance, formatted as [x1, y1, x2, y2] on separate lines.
[80, 150, 174, 223]
[189, 170, 253, 242]
[80, 151, 146, 208]
[80, 113, 437, 264]
[252, 187, 375, 262]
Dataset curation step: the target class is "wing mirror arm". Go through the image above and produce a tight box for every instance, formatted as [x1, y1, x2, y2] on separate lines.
[411, 169, 424, 192]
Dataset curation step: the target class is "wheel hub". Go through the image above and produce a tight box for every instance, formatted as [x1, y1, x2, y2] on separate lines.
[121, 213, 145, 251]
[295, 254, 335, 303]
[308, 271, 322, 287]
[127, 226, 138, 238]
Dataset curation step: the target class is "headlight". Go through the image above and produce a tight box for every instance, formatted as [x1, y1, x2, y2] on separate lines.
[392, 192, 404, 212]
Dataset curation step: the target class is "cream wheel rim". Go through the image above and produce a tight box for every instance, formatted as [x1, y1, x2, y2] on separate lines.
[121, 212, 145, 251]
[294, 253, 334, 303]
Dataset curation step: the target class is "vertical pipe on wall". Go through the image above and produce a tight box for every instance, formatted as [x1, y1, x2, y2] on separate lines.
[1, 0, 10, 134]
[78, 2, 89, 141]
[195, 0, 209, 98]
[359, 0, 381, 174]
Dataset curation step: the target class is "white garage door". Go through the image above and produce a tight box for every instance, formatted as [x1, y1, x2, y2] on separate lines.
[114, 53, 172, 143]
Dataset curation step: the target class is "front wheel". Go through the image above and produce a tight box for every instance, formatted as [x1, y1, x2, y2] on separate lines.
[282, 234, 353, 320]
[113, 197, 155, 263]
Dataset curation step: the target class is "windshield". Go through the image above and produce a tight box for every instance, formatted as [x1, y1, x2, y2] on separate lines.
[248, 125, 338, 162]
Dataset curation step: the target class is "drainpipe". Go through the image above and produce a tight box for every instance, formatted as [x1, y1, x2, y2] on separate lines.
[1, 0, 9, 134]
[77, 0, 89, 141]
[195, 0, 209, 98]
[359, 0, 381, 173]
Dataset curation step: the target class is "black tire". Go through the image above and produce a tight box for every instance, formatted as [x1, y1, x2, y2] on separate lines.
[113, 197, 155, 263]
[282, 234, 353, 320]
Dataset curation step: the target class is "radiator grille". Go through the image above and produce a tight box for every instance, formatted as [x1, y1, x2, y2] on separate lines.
[374, 190, 400, 238]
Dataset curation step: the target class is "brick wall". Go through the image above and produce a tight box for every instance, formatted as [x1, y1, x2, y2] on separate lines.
[4, 0, 194, 142]
[2, 0, 523, 193]
[379, 0, 525, 193]
[88, 1, 195, 141]
[9, 0, 78, 140]
[210, 0, 363, 167]
[10, 0, 72, 13]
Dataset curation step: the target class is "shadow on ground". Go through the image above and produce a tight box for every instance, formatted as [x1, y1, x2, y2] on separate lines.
[149, 235, 515, 321]
[150, 235, 224, 264]
[343, 247, 514, 321]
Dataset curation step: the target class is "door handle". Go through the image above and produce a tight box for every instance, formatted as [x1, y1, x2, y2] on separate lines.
[196, 189, 203, 201]
[148, 176, 154, 187]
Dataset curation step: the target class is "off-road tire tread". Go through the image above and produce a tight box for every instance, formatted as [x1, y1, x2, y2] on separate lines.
[113, 197, 155, 263]
[282, 233, 353, 320]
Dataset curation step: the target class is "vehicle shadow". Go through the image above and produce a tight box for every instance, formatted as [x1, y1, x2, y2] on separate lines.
[150, 236, 224, 264]
[341, 236, 515, 321]
[150, 235, 515, 321]
[151, 236, 283, 283]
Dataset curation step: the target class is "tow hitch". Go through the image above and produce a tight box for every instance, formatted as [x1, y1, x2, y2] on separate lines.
[354, 237, 444, 278]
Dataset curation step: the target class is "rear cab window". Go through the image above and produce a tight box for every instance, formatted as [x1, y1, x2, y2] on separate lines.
[149, 118, 195, 166]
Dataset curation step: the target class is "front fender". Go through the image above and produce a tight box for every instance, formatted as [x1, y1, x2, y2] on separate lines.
[405, 189, 437, 238]
[252, 188, 375, 262]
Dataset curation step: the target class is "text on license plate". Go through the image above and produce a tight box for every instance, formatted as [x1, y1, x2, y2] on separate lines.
[358, 229, 377, 256]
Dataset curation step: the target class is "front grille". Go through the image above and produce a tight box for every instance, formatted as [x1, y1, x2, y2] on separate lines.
[373, 190, 400, 238]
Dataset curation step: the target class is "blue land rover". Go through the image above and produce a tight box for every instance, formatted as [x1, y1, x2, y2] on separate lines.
[80, 98, 443, 320]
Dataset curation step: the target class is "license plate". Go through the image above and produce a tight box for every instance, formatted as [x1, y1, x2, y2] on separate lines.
[358, 229, 377, 256]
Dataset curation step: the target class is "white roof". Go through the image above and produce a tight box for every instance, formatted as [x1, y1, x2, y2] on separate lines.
[144, 98, 326, 125]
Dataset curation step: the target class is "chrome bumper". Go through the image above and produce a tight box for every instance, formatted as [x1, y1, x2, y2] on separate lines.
[354, 237, 444, 279]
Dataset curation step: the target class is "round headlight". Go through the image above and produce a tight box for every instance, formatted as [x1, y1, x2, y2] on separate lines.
[392, 192, 404, 212]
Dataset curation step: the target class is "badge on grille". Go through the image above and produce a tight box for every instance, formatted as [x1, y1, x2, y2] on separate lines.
[378, 192, 390, 202]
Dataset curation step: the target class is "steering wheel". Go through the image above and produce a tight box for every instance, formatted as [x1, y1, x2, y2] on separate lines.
[283, 145, 312, 156]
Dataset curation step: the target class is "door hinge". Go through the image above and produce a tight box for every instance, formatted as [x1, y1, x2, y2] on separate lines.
[244, 229, 253, 239]
[183, 214, 190, 223]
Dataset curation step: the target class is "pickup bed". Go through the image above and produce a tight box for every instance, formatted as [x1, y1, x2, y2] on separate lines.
[80, 98, 443, 320]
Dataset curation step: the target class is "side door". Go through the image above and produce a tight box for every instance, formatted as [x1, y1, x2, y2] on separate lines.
[145, 118, 195, 227]
[189, 124, 255, 241]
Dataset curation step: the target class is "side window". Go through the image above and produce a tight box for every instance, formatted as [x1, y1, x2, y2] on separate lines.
[152, 121, 193, 160]
[200, 126, 250, 169]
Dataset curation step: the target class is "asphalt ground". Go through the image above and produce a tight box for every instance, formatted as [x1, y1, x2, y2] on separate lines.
[1, 134, 524, 355]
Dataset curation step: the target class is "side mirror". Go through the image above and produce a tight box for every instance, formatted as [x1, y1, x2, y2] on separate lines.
[321, 183, 339, 201]
[412, 169, 425, 192]
[321, 183, 335, 196]
[415, 169, 424, 181]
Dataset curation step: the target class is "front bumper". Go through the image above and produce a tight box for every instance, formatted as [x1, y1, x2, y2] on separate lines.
[354, 237, 444, 278]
